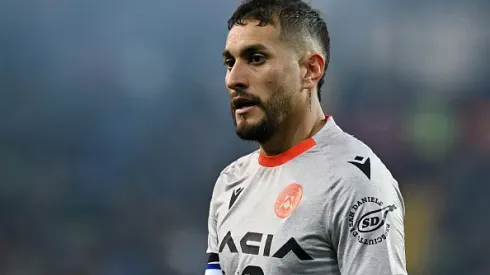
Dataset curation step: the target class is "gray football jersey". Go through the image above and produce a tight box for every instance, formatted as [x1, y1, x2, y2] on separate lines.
[206, 117, 407, 275]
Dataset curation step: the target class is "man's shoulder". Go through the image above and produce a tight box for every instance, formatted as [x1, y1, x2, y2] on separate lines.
[314, 122, 393, 182]
[210, 150, 259, 196]
[220, 150, 259, 176]
[316, 122, 372, 161]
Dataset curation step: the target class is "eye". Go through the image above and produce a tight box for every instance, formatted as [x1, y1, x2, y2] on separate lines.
[224, 58, 235, 70]
[250, 53, 266, 65]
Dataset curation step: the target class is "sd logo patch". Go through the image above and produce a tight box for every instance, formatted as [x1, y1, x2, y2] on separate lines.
[347, 197, 397, 245]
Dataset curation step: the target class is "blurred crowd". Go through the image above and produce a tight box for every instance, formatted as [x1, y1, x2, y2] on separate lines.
[0, 0, 489, 274]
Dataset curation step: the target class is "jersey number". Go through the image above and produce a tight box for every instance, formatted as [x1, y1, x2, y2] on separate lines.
[242, 265, 264, 275]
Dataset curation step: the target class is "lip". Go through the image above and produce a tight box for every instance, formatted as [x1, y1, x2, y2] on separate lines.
[236, 106, 256, 115]
[232, 96, 253, 105]
[232, 96, 259, 115]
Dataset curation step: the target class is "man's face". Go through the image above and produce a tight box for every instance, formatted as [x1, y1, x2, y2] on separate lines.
[223, 20, 302, 143]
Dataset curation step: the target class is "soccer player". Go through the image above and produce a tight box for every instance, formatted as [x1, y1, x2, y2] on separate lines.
[205, 0, 407, 274]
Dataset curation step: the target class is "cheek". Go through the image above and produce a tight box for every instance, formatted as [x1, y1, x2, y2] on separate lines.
[252, 68, 279, 98]
[286, 63, 302, 85]
[257, 64, 297, 100]
[262, 72, 282, 99]
[275, 65, 300, 91]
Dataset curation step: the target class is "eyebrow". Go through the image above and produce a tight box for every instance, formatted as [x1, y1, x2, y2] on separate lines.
[222, 43, 269, 59]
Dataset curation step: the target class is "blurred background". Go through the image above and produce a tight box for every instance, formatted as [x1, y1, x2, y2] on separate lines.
[0, 0, 489, 274]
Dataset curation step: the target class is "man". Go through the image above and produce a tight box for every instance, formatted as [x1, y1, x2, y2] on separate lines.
[205, 0, 407, 274]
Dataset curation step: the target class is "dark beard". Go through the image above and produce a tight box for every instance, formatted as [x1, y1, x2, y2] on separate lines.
[230, 88, 292, 144]
[232, 107, 278, 144]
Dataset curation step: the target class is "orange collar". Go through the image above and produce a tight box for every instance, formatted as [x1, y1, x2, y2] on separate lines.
[258, 116, 329, 167]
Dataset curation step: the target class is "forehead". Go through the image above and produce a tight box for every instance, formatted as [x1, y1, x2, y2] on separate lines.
[225, 21, 282, 53]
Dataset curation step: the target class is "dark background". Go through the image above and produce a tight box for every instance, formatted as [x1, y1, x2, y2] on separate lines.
[0, 0, 489, 274]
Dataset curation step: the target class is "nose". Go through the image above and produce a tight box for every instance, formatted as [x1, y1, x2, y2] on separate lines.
[225, 61, 249, 91]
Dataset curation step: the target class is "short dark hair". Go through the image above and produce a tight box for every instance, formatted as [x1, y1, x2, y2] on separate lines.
[227, 0, 330, 102]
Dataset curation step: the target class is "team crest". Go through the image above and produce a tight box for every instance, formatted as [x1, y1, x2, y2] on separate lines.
[274, 183, 303, 219]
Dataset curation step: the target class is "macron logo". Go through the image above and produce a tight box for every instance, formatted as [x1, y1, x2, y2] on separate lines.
[229, 187, 244, 209]
[348, 156, 371, 180]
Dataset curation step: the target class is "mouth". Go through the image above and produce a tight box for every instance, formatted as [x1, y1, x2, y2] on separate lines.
[232, 97, 259, 114]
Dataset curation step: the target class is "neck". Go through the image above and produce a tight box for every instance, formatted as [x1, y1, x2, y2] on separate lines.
[259, 101, 326, 156]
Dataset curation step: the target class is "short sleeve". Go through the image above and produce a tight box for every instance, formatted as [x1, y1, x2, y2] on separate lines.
[205, 177, 222, 275]
[206, 178, 219, 254]
[325, 168, 407, 275]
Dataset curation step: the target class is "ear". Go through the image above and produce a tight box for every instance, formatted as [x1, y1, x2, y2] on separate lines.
[301, 53, 325, 91]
